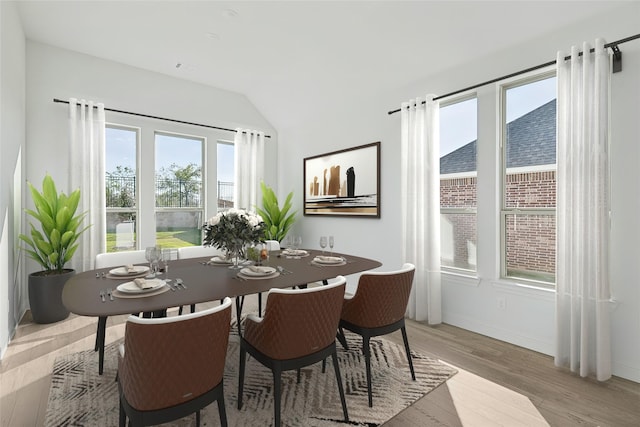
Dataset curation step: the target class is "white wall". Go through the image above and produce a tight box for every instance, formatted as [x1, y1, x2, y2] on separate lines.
[279, 2, 640, 382]
[0, 1, 26, 358]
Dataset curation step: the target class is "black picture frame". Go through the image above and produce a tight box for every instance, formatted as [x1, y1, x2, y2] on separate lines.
[303, 141, 380, 218]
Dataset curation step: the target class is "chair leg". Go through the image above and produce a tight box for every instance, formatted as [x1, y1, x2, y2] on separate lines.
[190, 304, 196, 313]
[273, 368, 282, 427]
[178, 306, 184, 315]
[218, 394, 228, 427]
[96, 316, 107, 375]
[119, 399, 126, 427]
[195, 409, 200, 427]
[258, 293, 262, 314]
[401, 326, 416, 380]
[331, 350, 350, 422]
[296, 368, 301, 383]
[238, 346, 246, 409]
[363, 336, 373, 407]
[337, 326, 348, 350]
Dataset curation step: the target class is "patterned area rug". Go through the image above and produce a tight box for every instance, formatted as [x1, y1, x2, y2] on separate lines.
[45, 332, 456, 426]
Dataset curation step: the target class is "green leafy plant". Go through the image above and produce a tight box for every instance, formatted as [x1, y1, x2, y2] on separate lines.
[19, 174, 90, 275]
[202, 208, 265, 257]
[256, 182, 297, 242]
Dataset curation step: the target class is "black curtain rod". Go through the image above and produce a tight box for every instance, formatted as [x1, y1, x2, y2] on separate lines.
[387, 33, 640, 115]
[53, 98, 272, 139]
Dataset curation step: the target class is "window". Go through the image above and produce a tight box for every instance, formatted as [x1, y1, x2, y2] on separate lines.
[154, 132, 204, 248]
[105, 125, 138, 253]
[440, 96, 478, 273]
[501, 74, 557, 284]
[217, 141, 234, 210]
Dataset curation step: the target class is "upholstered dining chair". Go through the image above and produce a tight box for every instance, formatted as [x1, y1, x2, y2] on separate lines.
[117, 297, 232, 427]
[338, 263, 416, 407]
[238, 278, 349, 426]
[93, 250, 148, 375]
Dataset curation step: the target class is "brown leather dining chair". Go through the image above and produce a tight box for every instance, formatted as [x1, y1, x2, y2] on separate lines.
[117, 297, 232, 427]
[238, 277, 349, 426]
[338, 263, 416, 407]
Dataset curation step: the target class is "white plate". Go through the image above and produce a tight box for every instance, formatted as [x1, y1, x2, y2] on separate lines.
[313, 256, 344, 265]
[109, 265, 149, 276]
[240, 266, 277, 277]
[282, 249, 308, 256]
[210, 256, 233, 265]
[117, 279, 165, 294]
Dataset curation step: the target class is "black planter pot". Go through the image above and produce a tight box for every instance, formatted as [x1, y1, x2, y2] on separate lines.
[28, 269, 74, 324]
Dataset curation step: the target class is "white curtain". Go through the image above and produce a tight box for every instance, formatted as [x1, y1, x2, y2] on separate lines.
[555, 39, 612, 381]
[233, 129, 265, 212]
[400, 95, 441, 324]
[68, 98, 106, 272]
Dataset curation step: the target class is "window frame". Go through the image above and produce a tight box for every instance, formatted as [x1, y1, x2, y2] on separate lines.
[498, 70, 557, 288]
[439, 93, 479, 276]
[105, 123, 141, 252]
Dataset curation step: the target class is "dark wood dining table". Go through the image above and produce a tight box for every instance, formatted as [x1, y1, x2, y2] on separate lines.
[63, 249, 382, 374]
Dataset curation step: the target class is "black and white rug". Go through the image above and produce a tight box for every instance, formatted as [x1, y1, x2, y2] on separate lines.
[45, 332, 456, 426]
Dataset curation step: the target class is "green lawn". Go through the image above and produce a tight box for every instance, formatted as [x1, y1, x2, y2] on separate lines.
[106, 228, 201, 252]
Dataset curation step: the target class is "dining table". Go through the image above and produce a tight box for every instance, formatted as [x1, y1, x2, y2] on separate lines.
[62, 249, 382, 374]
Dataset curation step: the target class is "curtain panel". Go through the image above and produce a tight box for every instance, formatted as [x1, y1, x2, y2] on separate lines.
[233, 129, 265, 212]
[400, 95, 442, 324]
[555, 39, 612, 381]
[68, 98, 106, 272]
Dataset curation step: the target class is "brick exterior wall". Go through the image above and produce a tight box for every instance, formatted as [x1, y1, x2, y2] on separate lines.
[441, 170, 556, 276]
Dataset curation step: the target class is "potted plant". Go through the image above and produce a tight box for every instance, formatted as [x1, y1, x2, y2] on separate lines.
[256, 182, 297, 243]
[19, 174, 90, 323]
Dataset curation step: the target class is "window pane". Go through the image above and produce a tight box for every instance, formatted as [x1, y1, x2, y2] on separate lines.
[217, 142, 234, 210]
[440, 97, 477, 272]
[441, 213, 477, 270]
[504, 213, 556, 283]
[504, 77, 556, 208]
[502, 75, 557, 284]
[105, 126, 138, 252]
[155, 133, 203, 247]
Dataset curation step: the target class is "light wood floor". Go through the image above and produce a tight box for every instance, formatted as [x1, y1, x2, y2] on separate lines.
[1, 294, 639, 426]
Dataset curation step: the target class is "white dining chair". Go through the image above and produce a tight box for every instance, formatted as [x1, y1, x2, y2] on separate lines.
[93, 249, 149, 375]
[95, 249, 147, 269]
[177, 245, 224, 260]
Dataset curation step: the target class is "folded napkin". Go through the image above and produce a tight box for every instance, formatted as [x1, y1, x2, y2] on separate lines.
[125, 264, 136, 273]
[133, 278, 155, 289]
[315, 256, 343, 263]
[247, 265, 272, 274]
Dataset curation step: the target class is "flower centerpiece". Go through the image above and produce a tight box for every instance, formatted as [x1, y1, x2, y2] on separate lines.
[203, 208, 266, 265]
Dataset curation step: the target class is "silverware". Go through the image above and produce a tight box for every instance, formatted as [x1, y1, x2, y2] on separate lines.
[176, 278, 186, 289]
[277, 266, 292, 275]
[107, 288, 114, 301]
[233, 275, 246, 281]
[99, 290, 106, 302]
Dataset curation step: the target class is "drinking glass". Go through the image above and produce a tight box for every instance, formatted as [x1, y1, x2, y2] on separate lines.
[145, 246, 159, 277]
[294, 235, 303, 250]
[161, 248, 177, 282]
[329, 236, 334, 255]
[283, 235, 292, 250]
[319, 236, 327, 254]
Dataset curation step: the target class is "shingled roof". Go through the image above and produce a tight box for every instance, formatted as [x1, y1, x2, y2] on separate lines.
[440, 99, 556, 174]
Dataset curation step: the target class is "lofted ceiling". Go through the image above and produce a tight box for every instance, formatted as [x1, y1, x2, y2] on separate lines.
[15, 1, 625, 130]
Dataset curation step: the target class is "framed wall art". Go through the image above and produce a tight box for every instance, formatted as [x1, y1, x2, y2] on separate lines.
[303, 141, 380, 217]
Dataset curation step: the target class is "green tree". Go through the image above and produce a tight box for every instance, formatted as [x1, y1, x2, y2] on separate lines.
[156, 163, 202, 207]
[106, 166, 135, 208]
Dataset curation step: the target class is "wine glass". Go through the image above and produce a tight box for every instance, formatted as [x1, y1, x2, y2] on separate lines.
[284, 235, 292, 250]
[319, 236, 327, 254]
[145, 246, 159, 277]
[161, 248, 177, 282]
[328, 236, 334, 256]
[294, 235, 303, 251]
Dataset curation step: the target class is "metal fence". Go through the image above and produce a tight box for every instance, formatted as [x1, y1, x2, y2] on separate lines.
[106, 176, 234, 209]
